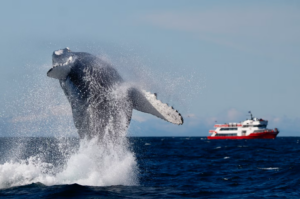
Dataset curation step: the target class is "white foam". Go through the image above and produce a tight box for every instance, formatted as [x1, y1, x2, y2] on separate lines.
[0, 74, 139, 189]
[0, 138, 138, 189]
[258, 167, 279, 170]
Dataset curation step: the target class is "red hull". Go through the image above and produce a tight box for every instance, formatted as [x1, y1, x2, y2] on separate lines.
[207, 131, 279, 140]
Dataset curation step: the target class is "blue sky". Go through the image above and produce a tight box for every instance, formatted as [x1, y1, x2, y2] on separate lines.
[0, 1, 300, 136]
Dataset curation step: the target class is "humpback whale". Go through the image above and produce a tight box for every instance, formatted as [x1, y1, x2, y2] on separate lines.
[47, 48, 183, 139]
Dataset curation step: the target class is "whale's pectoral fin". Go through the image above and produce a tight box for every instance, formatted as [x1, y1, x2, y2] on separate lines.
[129, 88, 183, 125]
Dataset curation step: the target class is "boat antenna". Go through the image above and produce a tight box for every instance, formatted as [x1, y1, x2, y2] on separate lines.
[249, 111, 253, 120]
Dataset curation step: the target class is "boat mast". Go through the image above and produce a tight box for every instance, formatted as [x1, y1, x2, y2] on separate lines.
[249, 111, 253, 120]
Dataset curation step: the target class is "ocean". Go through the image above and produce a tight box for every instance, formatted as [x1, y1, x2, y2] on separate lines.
[0, 137, 299, 198]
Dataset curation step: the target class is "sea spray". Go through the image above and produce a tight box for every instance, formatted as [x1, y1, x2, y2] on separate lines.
[0, 137, 138, 189]
[0, 49, 202, 190]
[54, 137, 138, 186]
[0, 61, 139, 189]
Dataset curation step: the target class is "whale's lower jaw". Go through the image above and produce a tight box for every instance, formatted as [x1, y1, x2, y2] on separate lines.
[48, 55, 74, 80]
[47, 65, 71, 80]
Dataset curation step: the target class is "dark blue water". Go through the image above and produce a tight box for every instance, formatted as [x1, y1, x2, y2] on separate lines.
[0, 137, 299, 198]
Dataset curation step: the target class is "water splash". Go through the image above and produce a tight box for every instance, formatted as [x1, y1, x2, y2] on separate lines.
[0, 59, 139, 189]
[0, 48, 204, 189]
[0, 137, 138, 189]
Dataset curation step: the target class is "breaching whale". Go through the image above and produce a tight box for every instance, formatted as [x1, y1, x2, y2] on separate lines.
[47, 48, 183, 139]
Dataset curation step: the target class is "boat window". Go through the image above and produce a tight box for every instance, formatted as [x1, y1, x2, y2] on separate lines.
[243, 124, 266, 128]
[254, 130, 266, 132]
[253, 125, 267, 128]
[220, 128, 238, 131]
[216, 134, 237, 136]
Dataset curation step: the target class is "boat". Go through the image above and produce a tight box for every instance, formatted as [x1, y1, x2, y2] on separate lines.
[207, 112, 279, 140]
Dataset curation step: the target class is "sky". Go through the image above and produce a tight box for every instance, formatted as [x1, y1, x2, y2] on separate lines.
[0, 0, 300, 136]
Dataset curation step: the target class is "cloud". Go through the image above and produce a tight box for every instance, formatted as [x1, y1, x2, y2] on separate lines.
[11, 114, 48, 123]
[226, 108, 243, 121]
[11, 105, 71, 123]
[142, 5, 300, 58]
[186, 114, 196, 118]
[132, 114, 148, 123]
[129, 108, 300, 136]
[143, 7, 300, 41]
[3, 107, 300, 137]
[131, 111, 154, 123]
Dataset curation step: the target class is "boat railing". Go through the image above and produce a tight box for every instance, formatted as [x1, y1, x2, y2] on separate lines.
[253, 129, 274, 133]
[215, 133, 237, 137]
[214, 124, 242, 128]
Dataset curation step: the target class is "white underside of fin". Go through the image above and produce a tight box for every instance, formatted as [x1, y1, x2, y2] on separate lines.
[131, 88, 183, 125]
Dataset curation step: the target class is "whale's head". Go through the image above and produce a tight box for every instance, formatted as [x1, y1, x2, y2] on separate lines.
[47, 47, 75, 80]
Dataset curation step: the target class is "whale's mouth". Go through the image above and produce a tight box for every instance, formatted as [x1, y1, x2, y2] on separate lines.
[47, 48, 74, 80]
[52, 56, 73, 68]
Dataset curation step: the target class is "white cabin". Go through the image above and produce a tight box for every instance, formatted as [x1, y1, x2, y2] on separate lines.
[209, 113, 272, 137]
